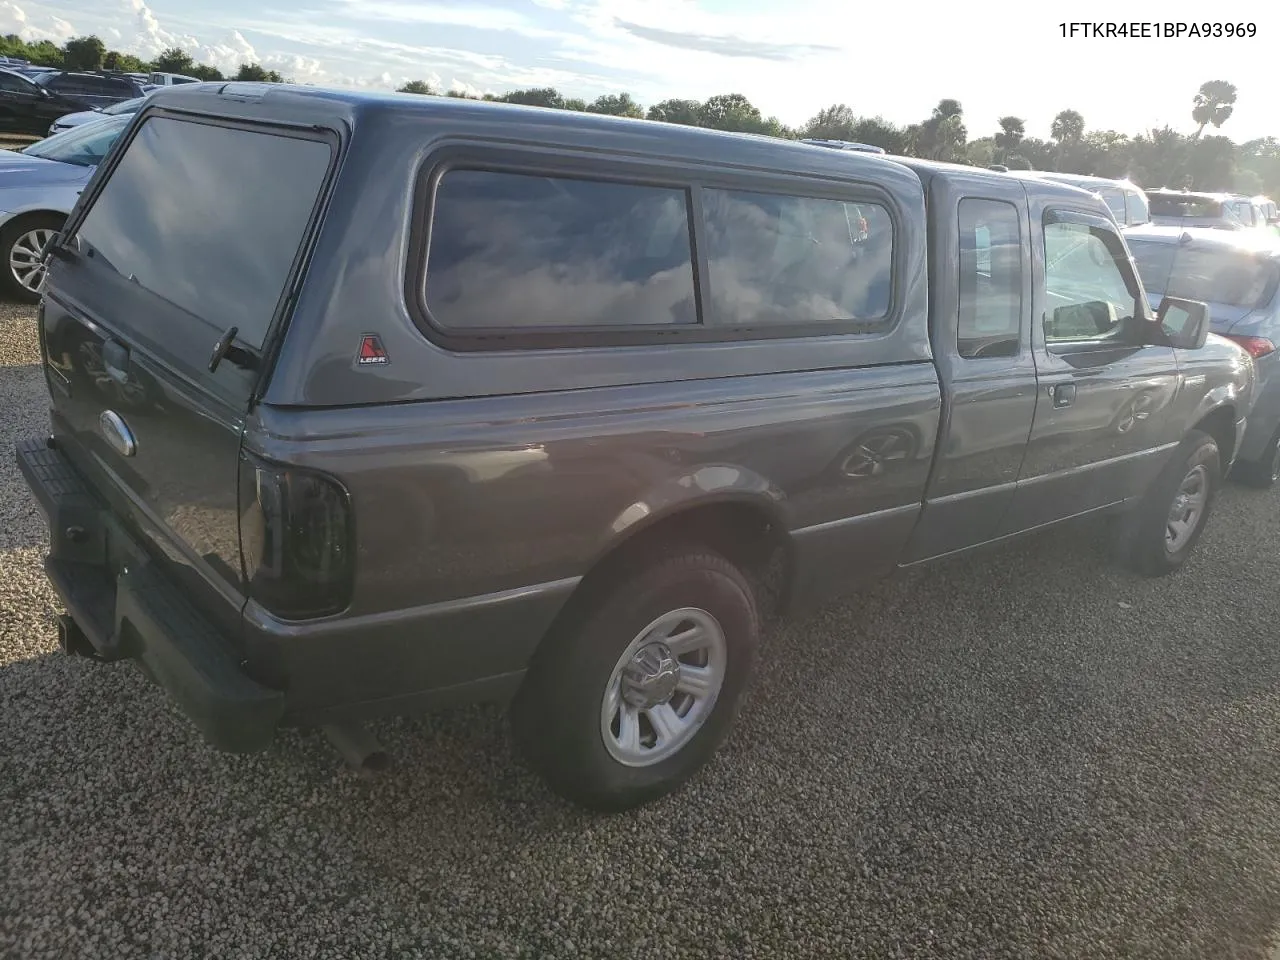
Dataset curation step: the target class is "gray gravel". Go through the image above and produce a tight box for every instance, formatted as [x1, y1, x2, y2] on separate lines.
[5, 300, 1280, 958]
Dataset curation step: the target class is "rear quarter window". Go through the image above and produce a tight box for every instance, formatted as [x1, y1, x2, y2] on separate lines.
[701, 188, 894, 327]
[72, 116, 332, 350]
[425, 169, 698, 330]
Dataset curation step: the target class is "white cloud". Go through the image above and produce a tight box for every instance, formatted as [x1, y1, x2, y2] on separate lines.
[0, 0, 1271, 143]
[444, 78, 485, 97]
[0, 0, 73, 42]
[0, 0, 30, 37]
[264, 53, 325, 80]
[328, 0, 561, 39]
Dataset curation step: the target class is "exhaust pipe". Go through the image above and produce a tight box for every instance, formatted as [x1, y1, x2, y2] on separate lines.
[322, 723, 390, 774]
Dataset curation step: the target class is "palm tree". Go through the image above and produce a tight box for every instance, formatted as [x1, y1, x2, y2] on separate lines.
[1050, 109, 1085, 144]
[1192, 80, 1237, 138]
[911, 99, 966, 161]
[933, 99, 963, 121]
[994, 116, 1025, 160]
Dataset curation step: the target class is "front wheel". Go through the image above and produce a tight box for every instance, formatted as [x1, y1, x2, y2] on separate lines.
[511, 550, 759, 811]
[1119, 430, 1220, 577]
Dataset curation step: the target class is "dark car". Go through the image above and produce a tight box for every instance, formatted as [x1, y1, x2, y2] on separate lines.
[18, 84, 1253, 812]
[0, 69, 143, 135]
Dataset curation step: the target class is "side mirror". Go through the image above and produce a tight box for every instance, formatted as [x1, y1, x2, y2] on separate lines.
[1154, 296, 1209, 350]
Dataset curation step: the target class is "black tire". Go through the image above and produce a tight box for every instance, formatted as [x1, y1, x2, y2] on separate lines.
[1119, 429, 1220, 577]
[511, 549, 759, 812]
[1234, 428, 1280, 489]
[0, 213, 63, 303]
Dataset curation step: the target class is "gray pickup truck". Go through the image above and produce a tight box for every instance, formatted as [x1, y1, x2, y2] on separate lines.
[18, 84, 1254, 811]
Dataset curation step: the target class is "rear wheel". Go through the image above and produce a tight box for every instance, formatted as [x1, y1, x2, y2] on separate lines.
[0, 213, 63, 303]
[512, 549, 759, 811]
[1119, 430, 1220, 577]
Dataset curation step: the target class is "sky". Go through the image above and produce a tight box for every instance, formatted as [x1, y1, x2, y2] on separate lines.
[2, 0, 1277, 143]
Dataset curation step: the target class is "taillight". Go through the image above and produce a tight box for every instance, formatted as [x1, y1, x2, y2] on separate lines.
[1226, 335, 1276, 359]
[239, 454, 354, 620]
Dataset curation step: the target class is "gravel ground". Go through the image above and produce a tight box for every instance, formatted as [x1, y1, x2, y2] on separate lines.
[4, 300, 1280, 958]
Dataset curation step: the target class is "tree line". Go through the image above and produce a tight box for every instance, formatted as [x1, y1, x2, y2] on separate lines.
[406, 79, 1276, 199]
[0, 33, 285, 83]
[5, 33, 1276, 197]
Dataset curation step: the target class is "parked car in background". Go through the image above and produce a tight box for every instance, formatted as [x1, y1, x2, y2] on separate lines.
[0, 69, 142, 135]
[1125, 224, 1280, 484]
[1257, 196, 1280, 238]
[11, 67, 59, 83]
[18, 85, 1251, 813]
[148, 72, 200, 87]
[1226, 194, 1269, 230]
[35, 71, 148, 110]
[800, 138, 887, 154]
[0, 68, 76, 135]
[47, 91, 153, 135]
[1032, 173, 1150, 227]
[1145, 189, 1260, 232]
[0, 113, 130, 300]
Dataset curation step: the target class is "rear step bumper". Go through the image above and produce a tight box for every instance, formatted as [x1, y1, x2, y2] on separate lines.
[17, 436, 284, 753]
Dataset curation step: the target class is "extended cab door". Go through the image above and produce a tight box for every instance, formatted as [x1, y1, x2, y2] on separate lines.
[1000, 205, 1181, 532]
[902, 172, 1038, 561]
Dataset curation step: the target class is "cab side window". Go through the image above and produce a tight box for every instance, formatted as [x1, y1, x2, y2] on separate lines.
[1043, 219, 1139, 343]
[958, 198, 1022, 358]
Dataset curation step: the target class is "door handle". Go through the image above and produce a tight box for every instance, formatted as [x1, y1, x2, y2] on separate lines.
[1051, 382, 1077, 408]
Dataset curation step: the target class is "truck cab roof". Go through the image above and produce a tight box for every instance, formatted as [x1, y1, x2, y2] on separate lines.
[880, 155, 1114, 207]
[144, 82, 916, 186]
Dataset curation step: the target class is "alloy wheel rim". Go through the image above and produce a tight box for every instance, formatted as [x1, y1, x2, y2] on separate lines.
[9, 227, 55, 294]
[600, 607, 727, 767]
[1165, 464, 1209, 553]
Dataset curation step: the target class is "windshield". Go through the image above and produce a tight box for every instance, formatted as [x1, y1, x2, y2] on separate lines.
[1128, 238, 1280, 309]
[20, 115, 129, 167]
[102, 96, 146, 116]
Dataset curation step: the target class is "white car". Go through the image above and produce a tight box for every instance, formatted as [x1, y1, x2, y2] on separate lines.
[48, 92, 152, 136]
[148, 72, 200, 86]
[0, 114, 131, 300]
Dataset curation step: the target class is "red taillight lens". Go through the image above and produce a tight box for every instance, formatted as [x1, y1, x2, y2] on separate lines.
[239, 454, 354, 620]
[1226, 335, 1276, 359]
